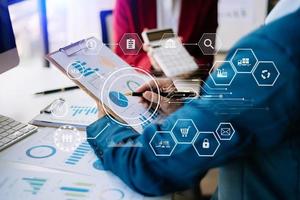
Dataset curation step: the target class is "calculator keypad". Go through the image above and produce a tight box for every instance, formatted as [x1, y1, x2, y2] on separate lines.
[153, 44, 198, 77]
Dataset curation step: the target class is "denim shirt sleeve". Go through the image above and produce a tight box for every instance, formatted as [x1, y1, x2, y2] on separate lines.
[86, 27, 298, 196]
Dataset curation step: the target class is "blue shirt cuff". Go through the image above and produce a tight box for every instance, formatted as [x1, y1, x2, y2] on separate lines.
[86, 116, 138, 159]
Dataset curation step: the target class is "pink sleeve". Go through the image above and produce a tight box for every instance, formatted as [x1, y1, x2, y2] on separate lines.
[113, 0, 152, 72]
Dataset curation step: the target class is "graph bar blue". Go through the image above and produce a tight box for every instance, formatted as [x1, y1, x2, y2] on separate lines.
[76, 147, 90, 152]
[69, 155, 82, 160]
[66, 158, 79, 162]
[79, 143, 90, 148]
[60, 187, 89, 193]
[84, 72, 94, 77]
[77, 108, 83, 114]
[22, 177, 46, 195]
[71, 106, 97, 117]
[30, 182, 44, 186]
[83, 67, 99, 77]
[91, 107, 97, 114]
[73, 153, 85, 157]
[85, 107, 91, 115]
[22, 178, 46, 182]
[74, 150, 87, 154]
[72, 107, 80, 116]
[65, 142, 91, 166]
[78, 144, 90, 148]
[65, 161, 76, 165]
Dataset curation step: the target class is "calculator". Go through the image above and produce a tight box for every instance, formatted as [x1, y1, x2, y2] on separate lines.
[142, 28, 198, 77]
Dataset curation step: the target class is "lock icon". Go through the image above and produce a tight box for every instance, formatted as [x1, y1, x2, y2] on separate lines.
[202, 138, 210, 149]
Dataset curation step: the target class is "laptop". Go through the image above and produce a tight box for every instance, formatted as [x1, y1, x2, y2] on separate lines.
[0, 0, 37, 151]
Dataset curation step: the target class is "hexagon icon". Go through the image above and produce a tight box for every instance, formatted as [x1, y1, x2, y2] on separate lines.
[198, 33, 222, 55]
[171, 119, 198, 144]
[158, 33, 182, 55]
[216, 122, 235, 140]
[231, 48, 258, 73]
[209, 61, 237, 86]
[79, 37, 104, 56]
[149, 131, 177, 156]
[119, 33, 143, 55]
[193, 132, 220, 157]
[252, 61, 280, 86]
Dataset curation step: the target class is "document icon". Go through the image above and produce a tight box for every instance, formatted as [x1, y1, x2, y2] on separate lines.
[126, 38, 135, 49]
[220, 128, 231, 136]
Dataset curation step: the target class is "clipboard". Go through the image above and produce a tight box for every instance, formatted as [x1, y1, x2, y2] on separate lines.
[46, 37, 162, 133]
[30, 98, 98, 130]
[46, 38, 101, 102]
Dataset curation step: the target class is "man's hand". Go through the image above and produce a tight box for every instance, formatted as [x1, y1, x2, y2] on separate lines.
[136, 79, 183, 115]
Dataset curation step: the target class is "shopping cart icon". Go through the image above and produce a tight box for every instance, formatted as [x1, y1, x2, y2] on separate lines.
[180, 126, 191, 137]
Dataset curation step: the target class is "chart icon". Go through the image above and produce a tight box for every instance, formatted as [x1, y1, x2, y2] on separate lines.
[54, 125, 83, 152]
[100, 188, 125, 200]
[126, 80, 141, 92]
[65, 142, 91, 165]
[26, 145, 56, 159]
[101, 67, 160, 128]
[22, 177, 47, 195]
[109, 91, 128, 107]
[59, 182, 93, 199]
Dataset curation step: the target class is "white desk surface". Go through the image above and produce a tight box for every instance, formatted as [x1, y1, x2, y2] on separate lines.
[0, 60, 170, 200]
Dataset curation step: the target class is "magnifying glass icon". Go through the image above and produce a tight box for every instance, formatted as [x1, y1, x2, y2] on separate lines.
[204, 39, 214, 50]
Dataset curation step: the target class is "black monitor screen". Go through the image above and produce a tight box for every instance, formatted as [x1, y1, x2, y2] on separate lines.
[0, 0, 16, 54]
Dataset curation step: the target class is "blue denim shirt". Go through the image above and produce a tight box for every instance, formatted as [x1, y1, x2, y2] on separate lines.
[87, 9, 300, 199]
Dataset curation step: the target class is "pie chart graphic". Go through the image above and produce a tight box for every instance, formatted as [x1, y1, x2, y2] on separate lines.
[109, 91, 128, 107]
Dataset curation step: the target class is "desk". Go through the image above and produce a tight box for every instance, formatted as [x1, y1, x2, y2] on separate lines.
[0, 60, 170, 200]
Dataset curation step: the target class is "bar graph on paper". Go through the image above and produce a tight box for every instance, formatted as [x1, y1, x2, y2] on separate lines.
[0, 167, 142, 200]
[22, 177, 47, 195]
[70, 106, 98, 117]
[65, 142, 91, 165]
[60, 182, 93, 199]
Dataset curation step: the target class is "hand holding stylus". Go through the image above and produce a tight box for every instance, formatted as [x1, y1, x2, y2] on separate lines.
[135, 79, 183, 115]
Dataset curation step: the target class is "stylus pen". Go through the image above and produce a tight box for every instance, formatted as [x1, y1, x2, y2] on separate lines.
[125, 91, 197, 98]
[35, 86, 79, 95]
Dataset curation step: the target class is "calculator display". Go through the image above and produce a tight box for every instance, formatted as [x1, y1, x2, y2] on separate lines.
[146, 29, 175, 42]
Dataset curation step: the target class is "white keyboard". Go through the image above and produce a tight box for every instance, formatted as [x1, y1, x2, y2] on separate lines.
[0, 115, 37, 151]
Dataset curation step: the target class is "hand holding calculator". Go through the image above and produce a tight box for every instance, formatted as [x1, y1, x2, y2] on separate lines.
[142, 28, 199, 77]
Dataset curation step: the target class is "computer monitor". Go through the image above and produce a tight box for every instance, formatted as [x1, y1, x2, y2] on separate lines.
[0, 0, 19, 74]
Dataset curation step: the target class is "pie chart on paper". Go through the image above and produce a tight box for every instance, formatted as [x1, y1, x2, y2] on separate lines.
[109, 91, 129, 107]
